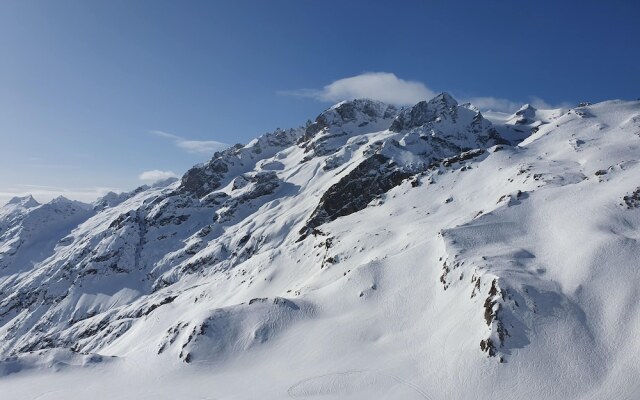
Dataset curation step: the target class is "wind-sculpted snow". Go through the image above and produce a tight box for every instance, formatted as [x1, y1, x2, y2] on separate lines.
[158, 297, 314, 364]
[1, 95, 640, 400]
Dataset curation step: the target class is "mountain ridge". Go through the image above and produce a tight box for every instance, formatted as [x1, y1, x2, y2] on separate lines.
[1, 94, 640, 399]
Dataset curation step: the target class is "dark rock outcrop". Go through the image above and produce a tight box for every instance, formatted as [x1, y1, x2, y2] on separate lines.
[299, 154, 411, 239]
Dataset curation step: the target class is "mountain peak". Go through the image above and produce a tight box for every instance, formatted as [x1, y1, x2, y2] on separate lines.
[326, 98, 397, 123]
[512, 103, 538, 123]
[329, 97, 387, 110]
[47, 196, 92, 211]
[49, 195, 72, 204]
[428, 92, 458, 108]
[6, 195, 40, 208]
[302, 98, 398, 140]
[515, 103, 537, 114]
[389, 93, 463, 133]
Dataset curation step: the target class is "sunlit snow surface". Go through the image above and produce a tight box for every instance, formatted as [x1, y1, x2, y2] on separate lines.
[1, 96, 640, 399]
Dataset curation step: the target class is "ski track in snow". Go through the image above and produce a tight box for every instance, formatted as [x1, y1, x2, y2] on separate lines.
[287, 370, 432, 399]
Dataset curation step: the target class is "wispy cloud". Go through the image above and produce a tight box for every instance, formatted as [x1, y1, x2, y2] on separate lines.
[280, 72, 436, 106]
[466, 95, 572, 113]
[282, 72, 571, 113]
[138, 170, 178, 183]
[464, 97, 522, 113]
[150, 130, 228, 155]
[527, 96, 573, 110]
[0, 185, 122, 206]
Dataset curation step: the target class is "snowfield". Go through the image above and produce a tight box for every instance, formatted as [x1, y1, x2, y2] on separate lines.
[0, 94, 639, 399]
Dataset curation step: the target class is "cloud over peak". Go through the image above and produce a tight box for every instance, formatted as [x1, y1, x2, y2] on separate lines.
[151, 130, 228, 155]
[282, 72, 570, 113]
[282, 72, 436, 106]
[139, 170, 178, 183]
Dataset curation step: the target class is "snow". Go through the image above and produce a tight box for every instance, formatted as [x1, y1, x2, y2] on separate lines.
[0, 95, 639, 399]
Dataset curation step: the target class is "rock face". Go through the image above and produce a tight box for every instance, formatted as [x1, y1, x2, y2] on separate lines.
[299, 154, 411, 239]
[296, 93, 506, 239]
[299, 99, 399, 162]
[180, 128, 302, 198]
[623, 187, 640, 208]
[391, 92, 506, 150]
[302, 98, 398, 141]
[1, 95, 640, 400]
[390, 92, 458, 132]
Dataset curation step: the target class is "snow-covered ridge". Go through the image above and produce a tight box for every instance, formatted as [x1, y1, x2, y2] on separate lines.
[0, 196, 93, 276]
[1, 95, 640, 399]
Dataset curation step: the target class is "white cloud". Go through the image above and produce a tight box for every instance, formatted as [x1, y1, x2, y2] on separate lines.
[281, 72, 436, 106]
[139, 170, 178, 183]
[464, 96, 522, 113]
[151, 130, 228, 155]
[283, 72, 572, 113]
[464, 95, 572, 113]
[0, 185, 122, 206]
[528, 96, 573, 110]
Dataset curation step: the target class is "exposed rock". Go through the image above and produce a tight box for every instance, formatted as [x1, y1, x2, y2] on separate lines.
[390, 92, 459, 132]
[299, 154, 411, 239]
[301, 99, 398, 143]
[442, 149, 486, 167]
[623, 188, 640, 209]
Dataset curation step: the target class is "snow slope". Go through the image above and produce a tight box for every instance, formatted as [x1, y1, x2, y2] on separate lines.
[0, 95, 639, 399]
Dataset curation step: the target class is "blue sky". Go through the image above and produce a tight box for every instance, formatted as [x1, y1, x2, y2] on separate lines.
[1, 0, 638, 204]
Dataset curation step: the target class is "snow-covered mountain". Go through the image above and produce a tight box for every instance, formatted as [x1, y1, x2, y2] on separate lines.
[0, 196, 93, 275]
[1, 93, 639, 399]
